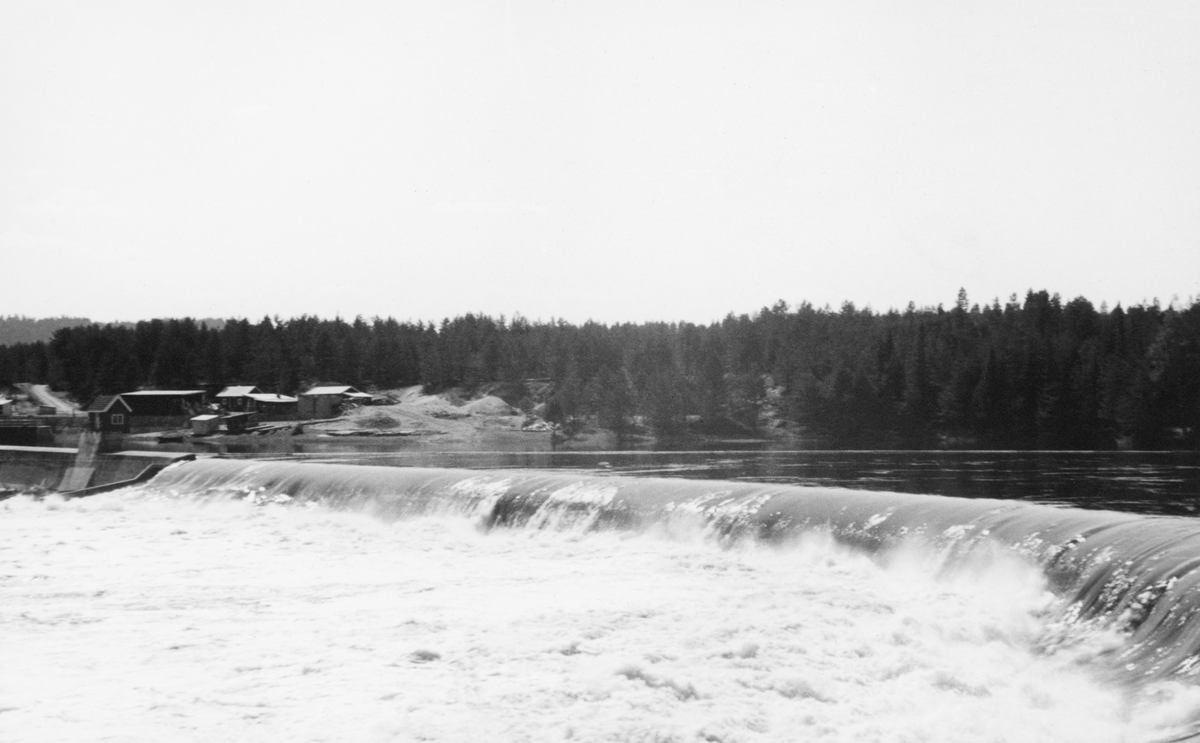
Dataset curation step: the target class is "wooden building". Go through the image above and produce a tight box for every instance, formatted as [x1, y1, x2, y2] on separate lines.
[222, 412, 255, 434]
[247, 393, 298, 418]
[119, 390, 207, 417]
[84, 395, 132, 432]
[297, 385, 371, 419]
[216, 386, 298, 418]
[190, 414, 221, 436]
[215, 386, 261, 412]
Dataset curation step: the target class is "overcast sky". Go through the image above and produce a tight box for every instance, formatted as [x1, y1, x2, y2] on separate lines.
[2, 1, 1197, 325]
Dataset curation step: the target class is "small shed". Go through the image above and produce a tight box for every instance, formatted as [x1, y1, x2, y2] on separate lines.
[298, 385, 372, 419]
[190, 414, 221, 436]
[83, 395, 133, 432]
[0, 397, 12, 417]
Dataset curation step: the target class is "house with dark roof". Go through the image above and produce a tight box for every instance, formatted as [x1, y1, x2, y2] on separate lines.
[84, 395, 132, 432]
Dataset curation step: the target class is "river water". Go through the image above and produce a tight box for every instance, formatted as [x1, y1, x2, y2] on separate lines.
[288, 449, 1200, 516]
[5, 451, 1200, 742]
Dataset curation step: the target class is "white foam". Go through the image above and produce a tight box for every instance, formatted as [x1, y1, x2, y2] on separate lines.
[1, 492, 1195, 742]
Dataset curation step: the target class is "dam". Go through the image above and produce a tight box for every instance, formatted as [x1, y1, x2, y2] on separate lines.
[0, 443, 194, 495]
[5, 452, 1200, 742]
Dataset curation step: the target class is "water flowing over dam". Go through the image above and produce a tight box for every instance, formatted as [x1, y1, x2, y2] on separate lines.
[151, 457, 1200, 687]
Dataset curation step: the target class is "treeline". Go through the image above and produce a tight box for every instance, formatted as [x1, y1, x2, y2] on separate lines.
[0, 316, 93, 346]
[0, 290, 1197, 449]
[0, 315, 229, 347]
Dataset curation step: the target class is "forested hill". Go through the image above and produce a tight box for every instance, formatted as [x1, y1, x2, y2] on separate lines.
[0, 316, 228, 346]
[1, 291, 1197, 450]
[0, 316, 93, 346]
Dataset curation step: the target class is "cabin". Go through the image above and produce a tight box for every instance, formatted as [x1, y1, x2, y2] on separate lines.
[119, 390, 207, 417]
[83, 395, 132, 432]
[215, 386, 262, 412]
[297, 385, 372, 419]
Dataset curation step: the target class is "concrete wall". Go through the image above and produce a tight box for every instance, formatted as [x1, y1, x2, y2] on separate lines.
[0, 445, 194, 493]
[0, 445, 76, 489]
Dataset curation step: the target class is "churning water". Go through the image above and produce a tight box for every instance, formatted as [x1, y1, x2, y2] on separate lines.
[4, 453, 1200, 742]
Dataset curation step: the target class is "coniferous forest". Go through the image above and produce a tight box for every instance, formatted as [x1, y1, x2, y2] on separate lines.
[0, 315, 93, 347]
[1, 290, 1197, 450]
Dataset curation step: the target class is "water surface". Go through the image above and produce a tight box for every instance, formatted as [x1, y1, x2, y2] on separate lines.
[277, 449, 1200, 516]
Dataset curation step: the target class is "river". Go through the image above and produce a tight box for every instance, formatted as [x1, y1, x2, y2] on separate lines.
[287, 449, 1200, 515]
[4, 450, 1200, 742]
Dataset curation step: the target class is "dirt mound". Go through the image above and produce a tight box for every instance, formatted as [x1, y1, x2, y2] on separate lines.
[306, 386, 542, 443]
[390, 386, 468, 418]
[355, 412, 402, 430]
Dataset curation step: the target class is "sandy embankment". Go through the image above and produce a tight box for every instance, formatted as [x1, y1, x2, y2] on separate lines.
[302, 386, 549, 446]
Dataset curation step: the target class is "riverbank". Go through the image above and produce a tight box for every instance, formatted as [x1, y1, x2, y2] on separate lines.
[56, 387, 555, 457]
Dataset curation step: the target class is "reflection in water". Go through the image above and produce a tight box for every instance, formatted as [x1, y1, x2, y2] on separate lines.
[270, 449, 1200, 516]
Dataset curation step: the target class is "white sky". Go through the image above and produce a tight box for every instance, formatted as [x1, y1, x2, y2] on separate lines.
[1, 0, 1197, 324]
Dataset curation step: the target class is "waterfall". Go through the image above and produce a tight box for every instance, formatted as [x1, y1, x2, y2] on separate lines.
[146, 457, 1200, 683]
